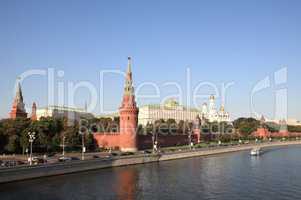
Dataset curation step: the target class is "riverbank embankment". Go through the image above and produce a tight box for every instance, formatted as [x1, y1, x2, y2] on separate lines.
[0, 140, 300, 184]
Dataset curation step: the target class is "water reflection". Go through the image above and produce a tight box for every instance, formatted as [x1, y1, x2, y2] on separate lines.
[1, 147, 301, 200]
[116, 168, 138, 200]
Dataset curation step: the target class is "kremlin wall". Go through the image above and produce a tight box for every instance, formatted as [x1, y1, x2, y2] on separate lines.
[7, 57, 301, 152]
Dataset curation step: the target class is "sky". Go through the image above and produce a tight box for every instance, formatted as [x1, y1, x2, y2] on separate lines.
[0, 0, 300, 120]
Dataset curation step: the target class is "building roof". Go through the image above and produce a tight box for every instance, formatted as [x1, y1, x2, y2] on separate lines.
[38, 105, 87, 113]
[140, 103, 200, 112]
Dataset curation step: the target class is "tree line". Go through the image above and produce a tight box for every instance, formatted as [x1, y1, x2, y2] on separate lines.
[0, 117, 96, 154]
[2, 116, 301, 154]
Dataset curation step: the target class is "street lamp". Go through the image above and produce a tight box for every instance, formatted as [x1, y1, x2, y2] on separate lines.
[28, 132, 36, 166]
[62, 135, 66, 157]
[80, 132, 86, 160]
[151, 131, 155, 153]
[188, 128, 193, 150]
[151, 131, 158, 154]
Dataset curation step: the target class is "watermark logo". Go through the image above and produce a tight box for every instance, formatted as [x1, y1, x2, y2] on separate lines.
[13, 63, 289, 136]
[250, 67, 288, 121]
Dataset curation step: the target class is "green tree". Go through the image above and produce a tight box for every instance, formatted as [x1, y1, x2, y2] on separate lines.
[233, 117, 260, 138]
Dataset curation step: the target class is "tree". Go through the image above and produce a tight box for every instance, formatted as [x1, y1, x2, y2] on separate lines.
[85, 133, 97, 151]
[233, 117, 260, 138]
[0, 118, 31, 153]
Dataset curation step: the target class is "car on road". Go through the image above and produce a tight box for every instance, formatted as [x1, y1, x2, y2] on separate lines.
[47, 152, 56, 157]
[30, 157, 47, 165]
[58, 156, 80, 162]
[110, 152, 119, 156]
[121, 152, 134, 156]
[58, 157, 72, 162]
[70, 157, 80, 161]
[92, 155, 100, 159]
[1, 160, 25, 167]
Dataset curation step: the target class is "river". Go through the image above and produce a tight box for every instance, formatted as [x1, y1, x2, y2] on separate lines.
[1, 146, 301, 200]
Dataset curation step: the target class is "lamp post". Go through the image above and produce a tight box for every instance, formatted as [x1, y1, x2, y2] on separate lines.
[155, 131, 158, 153]
[62, 135, 66, 157]
[151, 130, 158, 154]
[28, 132, 36, 166]
[188, 128, 192, 150]
[80, 132, 85, 160]
[151, 131, 155, 153]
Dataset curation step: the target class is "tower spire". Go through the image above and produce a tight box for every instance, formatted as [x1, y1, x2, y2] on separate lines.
[123, 57, 134, 96]
[10, 77, 27, 119]
[119, 57, 139, 152]
[15, 77, 24, 103]
[127, 57, 132, 74]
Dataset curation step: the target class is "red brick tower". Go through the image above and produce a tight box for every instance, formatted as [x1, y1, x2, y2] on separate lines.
[279, 119, 289, 137]
[119, 57, 139, 152]
[10, 79, 27, 119]
[31, 102, 37, 121]
[193, 115, 201, 143]
[256, 115, 269, 139]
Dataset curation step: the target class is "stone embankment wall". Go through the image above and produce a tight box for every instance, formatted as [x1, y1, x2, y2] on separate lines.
[0, 155, 159, 184]
[1, 141, 301, 184]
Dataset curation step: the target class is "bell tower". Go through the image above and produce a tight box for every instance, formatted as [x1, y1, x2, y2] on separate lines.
[119, 57, 139, 152]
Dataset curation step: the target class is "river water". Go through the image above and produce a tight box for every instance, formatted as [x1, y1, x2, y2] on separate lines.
[1, 146, 301, 200]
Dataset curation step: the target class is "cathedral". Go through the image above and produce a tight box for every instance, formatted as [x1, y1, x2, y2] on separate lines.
[201, 95, 230, 122]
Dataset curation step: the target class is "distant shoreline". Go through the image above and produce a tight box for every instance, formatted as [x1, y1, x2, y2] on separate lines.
[0, 141, 301, 184]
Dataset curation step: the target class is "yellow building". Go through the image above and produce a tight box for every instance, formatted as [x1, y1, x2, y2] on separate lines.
[138, 99, 200, 126]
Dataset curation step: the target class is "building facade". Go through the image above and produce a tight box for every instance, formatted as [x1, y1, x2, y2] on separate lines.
[138, 96, 231, 126]
[36, 105, 94, 121]
[138, 99, 200, 126]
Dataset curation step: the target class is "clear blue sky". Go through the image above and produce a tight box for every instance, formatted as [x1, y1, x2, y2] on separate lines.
[0, 0, 300, 120]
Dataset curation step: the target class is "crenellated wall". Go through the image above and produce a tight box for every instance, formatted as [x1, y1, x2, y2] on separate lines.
[94, 133, 199, 150]
[253, 128, 301, 138]
[94, 133, 121, 150]
[138, 134, 199, 150]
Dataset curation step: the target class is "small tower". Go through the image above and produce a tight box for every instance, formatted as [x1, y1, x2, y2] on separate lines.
[208, 95, 217, 122]
[119, 57, 139, 152]
[279, 119, 289, 137]
[193, 115, 202, 143]
[256, 115, 269, 139]
[31, 102, 37, 121]
[10, 78, 27, 119]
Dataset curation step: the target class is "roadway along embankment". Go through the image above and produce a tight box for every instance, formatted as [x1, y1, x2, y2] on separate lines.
[1, 140, 301, 184]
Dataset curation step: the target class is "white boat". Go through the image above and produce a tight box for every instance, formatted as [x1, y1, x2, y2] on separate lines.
[250, 148, 261, 156]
